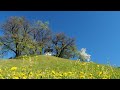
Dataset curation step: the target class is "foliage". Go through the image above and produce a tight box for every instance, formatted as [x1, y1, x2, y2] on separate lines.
[52, 33, 77, 59]
[0, 16, 77, 59]
[0, 16, 52, 58]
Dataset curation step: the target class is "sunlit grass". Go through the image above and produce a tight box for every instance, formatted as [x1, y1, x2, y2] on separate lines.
[0, 55, 120, 79]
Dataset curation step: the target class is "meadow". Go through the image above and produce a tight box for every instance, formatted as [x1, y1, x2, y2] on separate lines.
[0, 55, 119, 79]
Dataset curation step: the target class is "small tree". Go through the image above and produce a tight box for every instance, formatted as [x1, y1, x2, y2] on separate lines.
[77, 48, 91, 62]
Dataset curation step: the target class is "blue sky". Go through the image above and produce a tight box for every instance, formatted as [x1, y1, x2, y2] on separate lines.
[0, 11, 120, 66]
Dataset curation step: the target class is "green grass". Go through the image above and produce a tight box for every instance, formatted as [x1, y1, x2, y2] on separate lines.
[0, 55, 120, 79]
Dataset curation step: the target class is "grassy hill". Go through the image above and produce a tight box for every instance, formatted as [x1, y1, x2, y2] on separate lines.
[0, 55, 120, 79]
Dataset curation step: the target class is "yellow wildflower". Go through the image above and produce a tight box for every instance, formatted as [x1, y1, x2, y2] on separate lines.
[80, 75, 85, 78]
[80, 72, 85, 79]
[23, 76, 27, 79]
[52, 70, 55, 74]
[10, 67, 17, 71]
[68, 72, 72, 75]
[20, 73, 27, 79]
[59, 74, 63, 77]
[29, 72, 33, 78]
[89, 73, 93, 79]
[98, 72, 103, 76]
[64, 72, 67, 76]
[97, 65, 100, 67]
[13, 77, 19, 79]
[29, 72, 33, 76]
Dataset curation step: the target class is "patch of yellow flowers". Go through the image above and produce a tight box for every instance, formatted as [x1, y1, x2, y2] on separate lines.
[0, 65, 117, 79]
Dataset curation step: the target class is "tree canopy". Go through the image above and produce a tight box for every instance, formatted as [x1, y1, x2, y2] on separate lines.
[0, 16, 78, 59]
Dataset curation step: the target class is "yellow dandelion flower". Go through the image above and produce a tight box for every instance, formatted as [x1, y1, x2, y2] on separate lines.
[29, 72, 33, 75]
[98, 72, 103, 76]
[68, 72, 72, 75]
[97, 65, 100, 67]
[20, 73, 27, 79]
[13, 77, 19, 79]
[10, 67, 17, 71]
[23, 76, 27, 79]
[59, 74, 63, 77]
[80, 72, 85, 79]
[52, 70, 55, 74]
[80, 75, 85, 78]
[29, 72, 33, 78]
[64, 72, 67, 76]
[89, 73, 93, 79]
[21, 73, 25, 76]
[89, 73, 93, 76]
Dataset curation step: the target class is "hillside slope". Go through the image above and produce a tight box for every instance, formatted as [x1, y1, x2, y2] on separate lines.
[0, 55, 119, 79]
